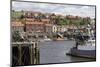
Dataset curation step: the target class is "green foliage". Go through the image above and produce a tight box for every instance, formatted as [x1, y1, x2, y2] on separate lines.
[11, 10, 24, 20]
[56, 17, 70, 25]
[55, 16, 90, 26]
[12, 31, 23, 42]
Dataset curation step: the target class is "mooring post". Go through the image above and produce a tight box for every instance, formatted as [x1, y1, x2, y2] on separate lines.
[34, 42, 37, 64]
[33, 41, 40, 64]
[35, 42, 40, 64]
[18, 44, 22, 65]
[30, 43, 33, 64]
[33, 42, 36, 64]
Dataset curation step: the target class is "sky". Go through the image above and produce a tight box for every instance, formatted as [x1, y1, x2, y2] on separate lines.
[12, 1, 95, 18]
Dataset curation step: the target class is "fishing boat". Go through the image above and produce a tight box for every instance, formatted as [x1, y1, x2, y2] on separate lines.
[67, 24, 96, 59]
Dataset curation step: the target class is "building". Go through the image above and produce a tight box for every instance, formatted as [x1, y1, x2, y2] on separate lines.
[25, 18, 53, 36]
[57, 25, 62, 32]
[52, 25, 58, 33]
[45, 24, 52, 35]
[11, 22, 24, 32]
[25, 21, 44, 34]
[57, 25, 68, 33]
[41, 19, 50, 24]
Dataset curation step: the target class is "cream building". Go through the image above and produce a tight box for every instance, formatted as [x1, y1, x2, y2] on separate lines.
[57, 25, 67, 32]
[52, 25, 57, 33]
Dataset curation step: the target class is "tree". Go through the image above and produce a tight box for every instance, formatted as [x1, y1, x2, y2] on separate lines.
[12, 31, 24, 42]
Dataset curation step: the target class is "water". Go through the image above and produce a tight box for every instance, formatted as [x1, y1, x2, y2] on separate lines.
[38, 41, 95, 64]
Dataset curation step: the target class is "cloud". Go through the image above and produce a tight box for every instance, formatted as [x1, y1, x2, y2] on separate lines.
[12, 1, 95, 18]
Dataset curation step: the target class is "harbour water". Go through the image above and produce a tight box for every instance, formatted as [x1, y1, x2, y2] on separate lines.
[39, 41, 95, 64]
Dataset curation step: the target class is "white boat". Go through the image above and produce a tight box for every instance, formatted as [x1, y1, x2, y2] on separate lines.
[44, 38, 52, 41]
[39, 36, 52, 42]
[67, 24, 96, 59]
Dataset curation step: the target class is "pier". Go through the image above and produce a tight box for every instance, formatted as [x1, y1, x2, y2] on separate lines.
[12, 42, 40, 66]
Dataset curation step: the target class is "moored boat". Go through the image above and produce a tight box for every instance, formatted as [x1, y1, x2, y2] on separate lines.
[67, 39, 96, 59]
[66, 24, 96, 59]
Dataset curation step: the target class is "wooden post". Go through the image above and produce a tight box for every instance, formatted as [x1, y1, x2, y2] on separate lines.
[33, 42, 40, 64]
[18, 44, 22, 65]
[33, 42, 36, 64]
[30, 43, 33, 64]
[36, 42, 40, 64]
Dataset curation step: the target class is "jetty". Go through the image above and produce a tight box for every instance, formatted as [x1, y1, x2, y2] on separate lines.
[12, 41, 40, 66]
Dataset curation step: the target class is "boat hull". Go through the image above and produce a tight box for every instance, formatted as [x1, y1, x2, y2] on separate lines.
[67, 47, 96, 59]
